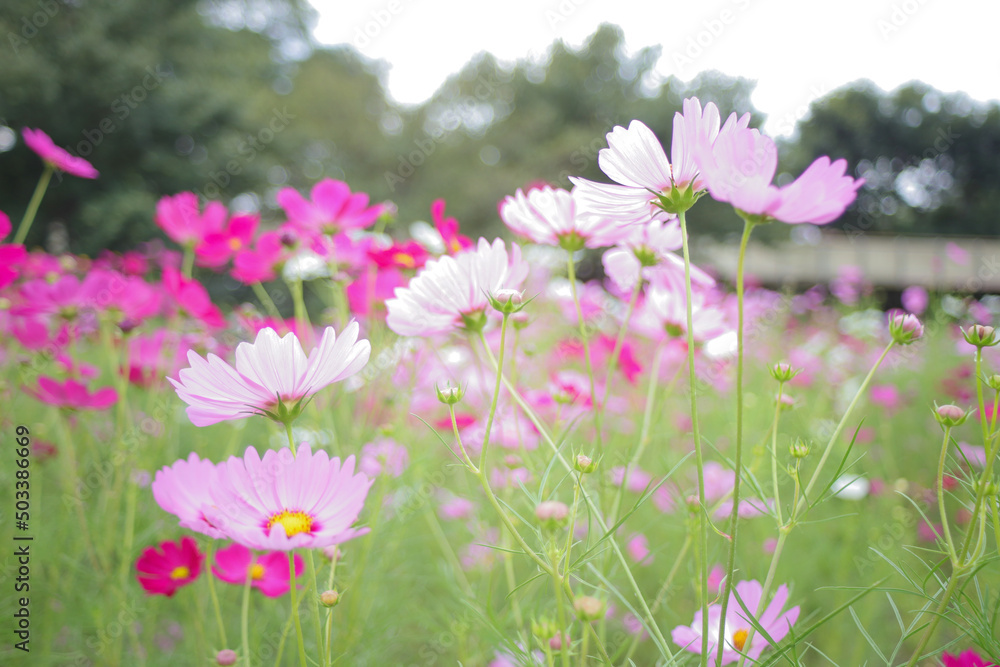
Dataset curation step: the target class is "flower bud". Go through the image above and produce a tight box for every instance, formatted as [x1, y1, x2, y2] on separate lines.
[789, 439, 810, 459]
[531, 617, 557, 640]
[436, 383, 464, 405]
[503, 454, 522, 469]
[962, 324, 998, 348]
[982, 479, 998, 498]
[488, 288, 526, 315]
[549, 632, 570, 651]
[511, 312, 531, 330]
[322, 546, 341, 561]
[888, 311, 924, 345]
[573, 596, 604, 622]
[987, 375, 1000, 392]
[535, 500, 569, 528]
[934, 404, 967, 428]
[574, 454, 598, 474]
[216, 649, 238, 666]
[778, 394, 796, 411]
[769, 362, 800, 383]
[320, 589, 340, 608]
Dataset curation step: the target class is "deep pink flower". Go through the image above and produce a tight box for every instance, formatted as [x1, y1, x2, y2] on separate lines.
[203, 445, 373, 551]
[232, 230, 290, 284]
[367, 239, 429, 270]
[135, 537, 203, 597]
[169, 323, 370, 426]
[500, 185, 630, 249]
[0, 210, 26, 288]
[25, 376, 118, 410]
[277, 179, 384, 236]
[697, 122, 863, 224]
[161, 267, 226, 329]
[942, 650, 997, 666]
[195, 214, 259, 268]
[385, 238, 529, 337]
[22, 128, 98, 179]
[155, 193, 227, 246]
[431, 199, 472, 254]
[212, 543, 304, 597]
[346, 266, 406, 317]
[672, 580, 800, 664]
[571, 99, 729, 223]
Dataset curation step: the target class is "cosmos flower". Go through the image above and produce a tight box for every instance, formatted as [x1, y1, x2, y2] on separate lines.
[22, 128, 99, 179]
[135, 537, 203, 597]
[152, 452, 228, 539]
[277, 179, 384, 236]
[499, 185, 631, 250]
[672, 580, 800, 665]
[212, 543, 304, 597]
[155, 192, 227, 247]
[385, 238, 528, 337]
[169, 323, 370, 426]
[25, 376, 118, 410]
[942, 650, 997, 667]
[203, 445, 373, 551]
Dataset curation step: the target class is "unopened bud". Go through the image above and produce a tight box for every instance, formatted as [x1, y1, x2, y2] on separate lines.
[532, 617, 557, 640]
[436, 383, 464, 405]
[535, 500, 569, 527]
[322, 546, 341, 561]
[320, 590, 340, 607]
[504, 454, 522, 469]
[216, 649, 238, 666]
[987, 375, 1000, 392]
[549, 632, 570, 651]
[888, 311, 924, 345]
[962, 324, 998, 348]
[934, 404, 967, 428]
[574, 454, 597, 474]
[769, 362, 799, 383]
[488, 288, 526, 315]
[511, 312, 531, 330]
[573, 596, 604, 621]
[789, 439, 810, 459]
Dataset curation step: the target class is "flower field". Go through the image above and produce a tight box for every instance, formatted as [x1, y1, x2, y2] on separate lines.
[1, 99, 998, 666]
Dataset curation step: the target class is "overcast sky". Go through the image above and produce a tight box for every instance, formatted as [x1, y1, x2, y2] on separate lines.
[308, 0, 1000, 136]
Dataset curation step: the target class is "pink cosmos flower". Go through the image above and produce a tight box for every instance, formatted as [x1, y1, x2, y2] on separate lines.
[212, 543, 304, 597]
[602, 218, 715, 295]
[152, 452, 227, 538]
[901, 285, 929, 314]
[25, 376, 118, 410]
[359, 437, 409, 478]
[627, 533, 652, 565]
[632, 285, 730, 343]
[499, 185, 630, 249]
[195, 213, 259, 268]
[431, 199, 472, 254]
[203, 445, 373, 551]
[135, 536, 203, 597]
[672, 580, 800, 665]
[232, 230, 292, 284]
[697, 122, 863, 224]
[571, 99, 728, 222]
[0, 211, 27, 289]
[277, 179, 384, 236]
[385, 238, 529, 337]
[169, 323, 371, 426]
[155, 193, 227, 246]
[942, 650, 997, 666]
[22, 128, 99, 179]
[161, 267, 226, 329]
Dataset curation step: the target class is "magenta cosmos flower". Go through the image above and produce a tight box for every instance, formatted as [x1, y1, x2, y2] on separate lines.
[385, 237, 529, 337]
[499, 185, 630, 250]
[155, 192, 227, 247]
[22, 128, 99, 179]
[672, 579, 800, 665]
[277, 179, 385, 236]
[135, 536, 203, 597]
[696, 122, 863, 224]
[169, 323, 371, 426]
[571, 98, 735, 221]
[25, 376, 118, 410]
[942, 650, 997, 667]
[212, 543, 304, 597]
[203, 445, 372, 551]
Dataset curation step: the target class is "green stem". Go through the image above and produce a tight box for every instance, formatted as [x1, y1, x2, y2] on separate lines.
[252, 281, 284, 321]
[286, 421, 297, 456]
[480, 314, 510, 471]
[290, 551, 309, 667]
[715, 218, 755, 667]
[306, 550, 328, 667]
[552, 551, 571, 667]
[903, 573, 963, 667]
[242, 563, 253, 667]
[12, 164, 53, 245]
[182, 245, 195, 280]
[205, 542, 229, 647]
[771, 382, 786, 526]
[289, 278, 310, 337]
[566, 254, 603, 449]
[735, 530, 788, 667]
[622, 534, 692, 664]
[678, 210, 711, 667]
[937, 426, 959, 563]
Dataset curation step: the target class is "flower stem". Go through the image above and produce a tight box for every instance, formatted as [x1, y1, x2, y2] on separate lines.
[479, 314, 510, 471]
[566, 253, 603, 449]
[252, 281, 284, 321]
[678, 209, 710, 667]
[285, 421, 297, 456]
[182, 245, 195, 280]
[205, 542, 229, 647]
[306, 550, 328, 667]
[12, 164, 53, 245]
[771, 382, 786, 526]
[289, 551, 309, 667]
[937, 426, 958, 563]
[242, 563, 253, 667]
[714, 217, 756, 667]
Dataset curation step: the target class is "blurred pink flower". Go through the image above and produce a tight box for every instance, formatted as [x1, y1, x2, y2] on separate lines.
[195, 213, 259, 268]
[500, 185, 630, 249]
[152, 452, 227, 538]
[155, 193, 227, 247]
[942, 650, 997, 666]
[901, 285, 929, 314]
[869, 384, 900, 412]
[22, 128, 98, 178]
[359, 437, 409, 478]
[25, 376, 118, 410]
[432, 199, 472, 254]
[627, 533, 652, 565]
[232, 230, 291, 284]
[672, 580, 800, 665]
[946, 242, 970, 266]
[212, 543, 304, 597]
[169, 323, 370, 426]
[277, 179, 384, 236]
[135, 537, 202, 597]
[161, 267, 226, 329]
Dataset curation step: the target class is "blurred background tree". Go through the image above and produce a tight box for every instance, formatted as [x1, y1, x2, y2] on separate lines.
[1, 3, 998, 256]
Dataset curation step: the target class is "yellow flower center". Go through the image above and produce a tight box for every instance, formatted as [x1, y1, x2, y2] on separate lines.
[250, 564, 265, 580]
[169, 566, 191, 580]
[732, 628, 749, 652]
[267, 510, 313, 538]
[228, 237, 242, 250]
[392, 252, 415, 268]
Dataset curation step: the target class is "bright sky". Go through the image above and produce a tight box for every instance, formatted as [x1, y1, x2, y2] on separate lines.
[309, 0, 1000, 136]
